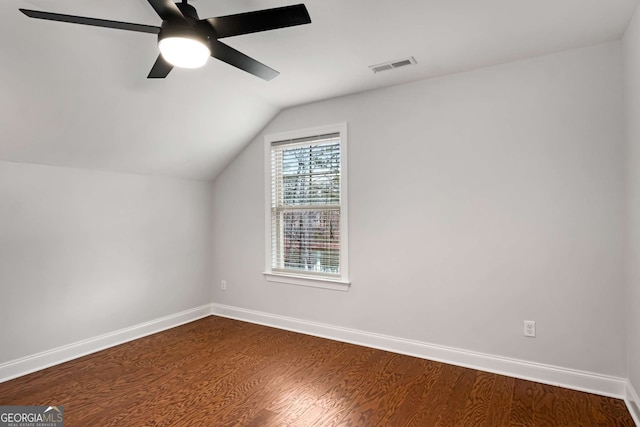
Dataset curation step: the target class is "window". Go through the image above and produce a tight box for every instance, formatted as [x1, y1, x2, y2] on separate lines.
[264, 123, 349, 291]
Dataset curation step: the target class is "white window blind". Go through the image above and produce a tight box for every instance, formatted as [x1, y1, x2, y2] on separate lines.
[270, 132, 342, 278]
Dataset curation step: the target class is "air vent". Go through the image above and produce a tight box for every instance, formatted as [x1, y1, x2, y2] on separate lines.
[369, 56, 417, 74]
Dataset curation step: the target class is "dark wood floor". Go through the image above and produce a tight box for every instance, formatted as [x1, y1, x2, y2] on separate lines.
[0, 316, 634, 426]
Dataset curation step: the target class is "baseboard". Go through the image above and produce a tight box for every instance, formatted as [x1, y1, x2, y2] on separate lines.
[0, 304, 213, 383]
[627, 381, 640, 426]
[211, 303, 627, 399]
[2, 302, 631, 411]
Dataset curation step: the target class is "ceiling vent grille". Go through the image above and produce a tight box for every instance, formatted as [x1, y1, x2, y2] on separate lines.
[369, 56, 417, 74]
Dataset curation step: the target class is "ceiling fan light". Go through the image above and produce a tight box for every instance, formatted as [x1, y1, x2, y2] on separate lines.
[158, 36, 210, 68]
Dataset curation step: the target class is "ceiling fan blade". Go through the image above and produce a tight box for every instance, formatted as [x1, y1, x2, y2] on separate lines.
[147, 55, 174, 78]
[205, 4, 311, 39]
[209, 39, 279, 81]
[146, 0, 184, 21]
[20, 9, 160, 34]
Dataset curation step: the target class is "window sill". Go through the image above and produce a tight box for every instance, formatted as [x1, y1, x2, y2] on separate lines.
[263, 271, 350, 292]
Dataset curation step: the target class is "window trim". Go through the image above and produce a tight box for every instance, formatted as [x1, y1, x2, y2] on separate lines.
[263, 122, 350, 291]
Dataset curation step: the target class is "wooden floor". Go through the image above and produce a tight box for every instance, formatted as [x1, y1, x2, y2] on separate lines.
[0, 316, 634, 426]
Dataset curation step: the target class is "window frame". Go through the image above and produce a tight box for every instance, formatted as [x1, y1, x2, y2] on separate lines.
[263, 122, 350, 291]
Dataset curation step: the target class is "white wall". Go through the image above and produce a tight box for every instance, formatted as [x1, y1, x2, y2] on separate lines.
[0, 161, 213, 364]
[623, 2, 640, 407]
[212, 42, 627, 378]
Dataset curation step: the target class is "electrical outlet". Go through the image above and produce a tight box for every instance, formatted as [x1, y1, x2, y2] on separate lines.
[221, 280, 227, 291]
[524, 320, 536, 337]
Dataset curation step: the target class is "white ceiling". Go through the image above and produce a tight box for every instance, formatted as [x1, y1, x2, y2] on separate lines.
[1, 0, 637, 180]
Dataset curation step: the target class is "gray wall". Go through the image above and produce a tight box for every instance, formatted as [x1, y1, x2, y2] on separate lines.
[0, 32, 632, 393]
[212, 41, 627, 377]
[0, 161, 213, 363]
[623, 2, 640, 403]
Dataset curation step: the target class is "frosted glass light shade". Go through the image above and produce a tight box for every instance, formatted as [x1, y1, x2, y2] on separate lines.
[158, 37, 210, 68]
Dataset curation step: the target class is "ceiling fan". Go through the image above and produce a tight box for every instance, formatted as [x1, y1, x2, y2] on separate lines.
[19, 0, 311, 80]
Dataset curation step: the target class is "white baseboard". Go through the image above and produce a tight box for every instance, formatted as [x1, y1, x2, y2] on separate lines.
[2, 301, 633, 420]
[627, 381, 640, 426]
[0, 304, 213, 383]
[211, 303, 628, 399]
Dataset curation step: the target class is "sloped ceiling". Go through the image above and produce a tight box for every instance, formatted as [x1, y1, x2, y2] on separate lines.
[1, 0, 637, 180]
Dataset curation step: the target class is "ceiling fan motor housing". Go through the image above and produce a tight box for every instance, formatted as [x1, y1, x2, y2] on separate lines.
[175, 2, 200, 25]
[159, 1, 208, 43]
[158, 23, 208, 44]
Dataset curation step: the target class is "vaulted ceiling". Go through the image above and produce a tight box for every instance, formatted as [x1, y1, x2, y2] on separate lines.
[2, 0, 637, 180]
